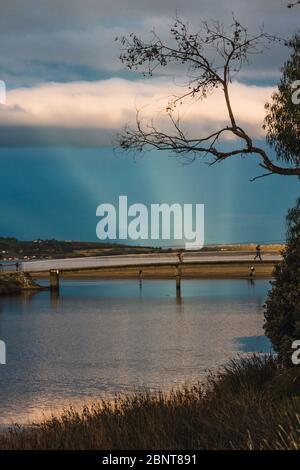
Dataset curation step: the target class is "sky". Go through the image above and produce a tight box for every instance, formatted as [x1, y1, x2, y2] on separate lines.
[0, 0, 299, 245]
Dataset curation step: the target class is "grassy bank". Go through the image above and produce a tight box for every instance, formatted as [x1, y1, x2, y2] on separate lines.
[1, 356, 300, 450]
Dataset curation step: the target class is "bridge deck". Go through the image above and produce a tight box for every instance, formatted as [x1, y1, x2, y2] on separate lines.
[21, 252, 282, 273]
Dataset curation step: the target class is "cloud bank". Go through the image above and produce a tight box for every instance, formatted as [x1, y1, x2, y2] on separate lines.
[0, 1, 293, 147]
[0, 78, 274, 146]
[0, 0, 298, 87]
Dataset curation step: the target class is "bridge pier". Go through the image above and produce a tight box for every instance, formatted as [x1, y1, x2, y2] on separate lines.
[50, 269, 60, 292]
[139, 269, 143, 287]
[175, 264, 181, 297]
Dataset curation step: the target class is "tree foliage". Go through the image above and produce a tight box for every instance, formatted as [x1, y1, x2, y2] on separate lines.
[264, 198, 300, 366]
[263, 35, 300, 166]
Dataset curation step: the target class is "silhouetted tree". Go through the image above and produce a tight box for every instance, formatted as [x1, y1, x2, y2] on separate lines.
[264, 198, 300, 366]
[263, 32, 300, 365]
[117, 17, 300, 179]
[263, 35, 300, 167]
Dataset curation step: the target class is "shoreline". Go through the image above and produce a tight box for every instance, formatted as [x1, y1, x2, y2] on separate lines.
[0, 356, 299, 450]
[0, 272, 45, 295]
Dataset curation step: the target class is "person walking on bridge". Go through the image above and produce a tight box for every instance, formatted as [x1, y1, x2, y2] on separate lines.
[177, 252, 184, 264]
[254, 244, 262, 261]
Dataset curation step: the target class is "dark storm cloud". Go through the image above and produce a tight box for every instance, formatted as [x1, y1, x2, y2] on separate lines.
[0, 0, 299, 87]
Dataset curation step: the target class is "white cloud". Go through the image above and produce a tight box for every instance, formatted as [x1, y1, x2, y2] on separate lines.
[0, 78, 274, 144]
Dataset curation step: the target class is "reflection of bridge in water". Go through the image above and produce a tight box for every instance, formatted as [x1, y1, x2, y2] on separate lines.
[21, 251, 282, 295]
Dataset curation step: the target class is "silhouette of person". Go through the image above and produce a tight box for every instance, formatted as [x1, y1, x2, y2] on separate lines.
[249, 266, 256, 277]
[254, 244, 262, 261]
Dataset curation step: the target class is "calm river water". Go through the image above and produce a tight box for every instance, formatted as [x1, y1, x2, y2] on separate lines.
[0, 278, 272, 424]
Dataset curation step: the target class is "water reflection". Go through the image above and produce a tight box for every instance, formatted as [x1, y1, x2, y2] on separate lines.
[50, 290, 60, 311]
[234, 335, 273, 354]
[0, 278, 271, 424]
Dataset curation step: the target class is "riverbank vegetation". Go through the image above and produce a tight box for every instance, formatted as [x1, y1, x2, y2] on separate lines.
[0, 355, 299, 450]
[264, 198, 300, 366]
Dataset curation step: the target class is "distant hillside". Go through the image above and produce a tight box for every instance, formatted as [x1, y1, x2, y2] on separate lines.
[0, 238, 165, 261]
[0, 237, 284, 261]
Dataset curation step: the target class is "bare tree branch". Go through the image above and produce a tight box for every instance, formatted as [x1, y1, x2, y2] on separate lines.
[250, 171, 274, 182]
[116, 17, 300, 178]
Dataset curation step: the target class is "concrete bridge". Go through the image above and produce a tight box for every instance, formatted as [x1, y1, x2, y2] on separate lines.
[21, 251, 281, 272]
[21, 251, 281, 294]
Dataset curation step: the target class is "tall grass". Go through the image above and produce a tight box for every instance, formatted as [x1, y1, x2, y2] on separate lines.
[1, 355, 300, 450]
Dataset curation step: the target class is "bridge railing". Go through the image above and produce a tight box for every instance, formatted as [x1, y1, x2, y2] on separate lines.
[21, 253, 182, 272]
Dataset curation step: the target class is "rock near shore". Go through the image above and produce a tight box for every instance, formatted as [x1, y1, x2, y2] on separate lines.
[0, 272, 43, 295]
